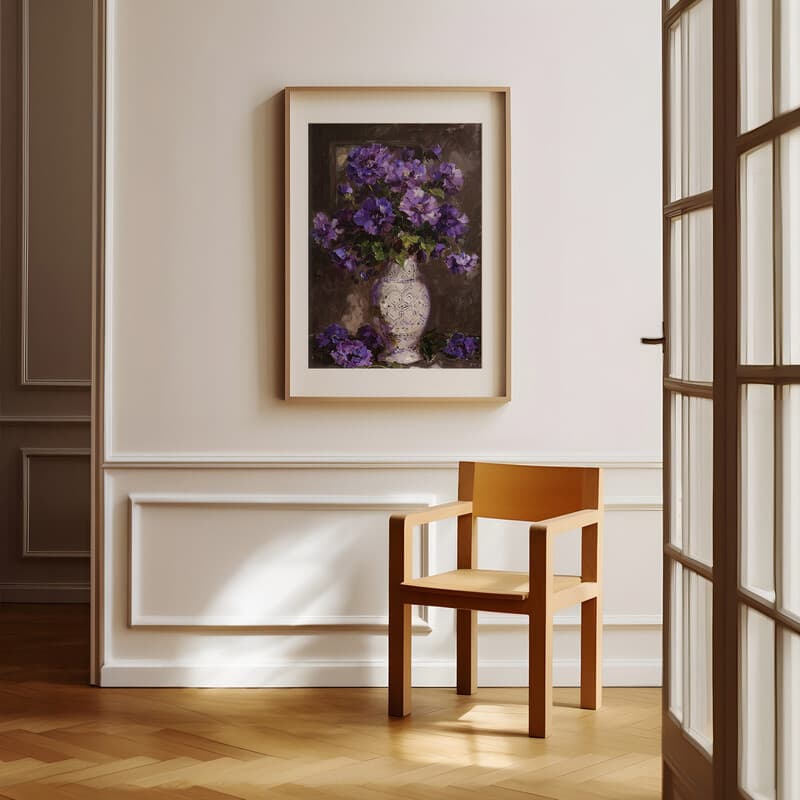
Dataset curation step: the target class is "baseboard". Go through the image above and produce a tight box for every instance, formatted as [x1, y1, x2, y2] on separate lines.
[101, 658, 662, 688]
[0, 582, 90, 603]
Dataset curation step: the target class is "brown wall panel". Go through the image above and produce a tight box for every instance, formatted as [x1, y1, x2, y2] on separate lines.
[0, 0, 92, 602]
[22, 0, 92, 385]
[23, 450, 90, 556]
[0, 424, 89, 590]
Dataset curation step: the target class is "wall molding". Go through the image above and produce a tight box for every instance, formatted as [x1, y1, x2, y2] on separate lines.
[128, 493, 434, 631]
[101, 657, 662, 688]
[127, 615, 433, 632]
[480, 613, 662, 628]
[19, 0, 91, 388]
[604, 497, 662, 511]
[0, 582, 89, 603]
[125, 491, 660, 632]
[22, 447, 91, 558]
[104, 455, 663, 470]
[0, 415, 91, 423]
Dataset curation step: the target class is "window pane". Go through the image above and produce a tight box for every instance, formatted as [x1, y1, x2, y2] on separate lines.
[669, 210, 713, 381]
[686, 0, 712, 197]
[741, 143, 775, 365]
[669, 21, 683, 202]
[688, 210, 713, 381]
[671, 393, 684, 550]
[671, 395, 712, 565]
[670, 217, 683, 378]
[778, 0, 800, 115]
[668, 2, 712, 202]
[686, 571, 712, 752]
[779, 628, 800, 800]
[740, 606, 776, 800]
[742, 384, 776, 602]
[669, 560, 684, 722]
[783, 385, 800, 619]
[687, 398, 713, 566]
[740, 0, 774, 132]
[782, 129, 800, 364]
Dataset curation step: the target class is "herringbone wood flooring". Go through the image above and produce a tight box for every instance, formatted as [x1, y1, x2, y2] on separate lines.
[0, 605, 660, 799]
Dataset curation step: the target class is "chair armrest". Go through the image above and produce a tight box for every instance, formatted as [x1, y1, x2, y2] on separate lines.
[389, 501, 473, 585]
[390, 501, 473, 533]
[529, 508, 601, 538]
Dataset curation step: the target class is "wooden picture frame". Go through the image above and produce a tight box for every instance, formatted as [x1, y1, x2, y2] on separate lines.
[284, 86, 510, 401]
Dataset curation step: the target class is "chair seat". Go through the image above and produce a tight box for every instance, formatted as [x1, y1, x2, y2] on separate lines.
[401, 569, 582, 601]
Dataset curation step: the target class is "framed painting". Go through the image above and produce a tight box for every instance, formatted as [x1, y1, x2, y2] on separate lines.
[285, 86, 510, 400]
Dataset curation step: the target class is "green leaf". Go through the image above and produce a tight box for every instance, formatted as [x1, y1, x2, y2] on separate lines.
[420, 239, 436, 256]
[420, 330, 448, 362]
[398, 232, 420, 249]
[371, 241, 386, 262]
[429, 187, 445, 199]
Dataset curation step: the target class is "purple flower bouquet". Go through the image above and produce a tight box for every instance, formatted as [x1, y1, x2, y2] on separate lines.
[310, 139, 480, 367]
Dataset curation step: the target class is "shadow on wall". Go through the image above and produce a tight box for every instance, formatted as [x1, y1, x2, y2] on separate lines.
[141, 509, 417, 686]
[251, 92, 286, 405]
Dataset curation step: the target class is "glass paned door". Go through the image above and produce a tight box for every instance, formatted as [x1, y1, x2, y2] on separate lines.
[662, 0, 715, 795]
[737, 0, 800, 793]
[663, 1, 800, 796]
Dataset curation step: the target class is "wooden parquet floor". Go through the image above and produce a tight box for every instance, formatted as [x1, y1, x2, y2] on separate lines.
[0, 605, 661, 799]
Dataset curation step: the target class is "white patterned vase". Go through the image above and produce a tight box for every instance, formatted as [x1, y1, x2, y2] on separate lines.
[372, 256, 430, 365]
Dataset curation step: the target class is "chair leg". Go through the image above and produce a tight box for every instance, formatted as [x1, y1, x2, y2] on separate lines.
[388, 600, 411, 717]
[456, 609, 477, 695]
[529, 609, 552, 737]
[580, 597, 602, 710]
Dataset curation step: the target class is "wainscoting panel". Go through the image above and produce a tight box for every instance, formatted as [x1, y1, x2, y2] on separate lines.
[23, 448, 91, 557]
[128, 493, 432, 630]
[101, 463, 662, 687]
[0, 427, 90, 600]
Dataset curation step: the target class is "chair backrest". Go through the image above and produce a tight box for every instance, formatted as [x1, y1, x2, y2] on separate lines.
[457, 461, 601, 522]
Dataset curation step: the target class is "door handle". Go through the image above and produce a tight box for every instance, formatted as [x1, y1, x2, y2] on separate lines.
[641, 322, 665, 348]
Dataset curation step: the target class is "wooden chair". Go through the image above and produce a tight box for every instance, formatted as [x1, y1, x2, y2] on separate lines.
[388, 461, 603, 738]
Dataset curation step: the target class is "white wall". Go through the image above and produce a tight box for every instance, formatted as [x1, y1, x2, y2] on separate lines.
[101, 0, 663, 687]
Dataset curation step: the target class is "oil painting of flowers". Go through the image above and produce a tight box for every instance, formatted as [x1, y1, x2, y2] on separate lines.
[307, 123, 482, 369]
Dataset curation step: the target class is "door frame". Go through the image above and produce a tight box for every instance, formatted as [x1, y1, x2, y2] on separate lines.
[710, 1, 737, 797]
[89, 0, 107, 687]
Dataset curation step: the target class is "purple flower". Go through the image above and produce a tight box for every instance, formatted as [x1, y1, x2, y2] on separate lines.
[437, 204, 470, 238]
[337, 182, 354, 197]
[353, 196, 395, 235]
[356, 324, 383, 352]
[425, 144, 443, 160]
[432, 243, 446, 259]
[434, 161, 464, 194]
[315, 323, 349, 349]
[311, 212, 342, 249]
[443, 333, 479, 360]
[387, 158, 427, 190]
[330, 246, 360, 273]
[445, 250, 479, 274]
[345, 143, 391, 187]
[401, 147, 416, 160]
[399, 188, 441, 227]
[331, 339, 373, 368]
